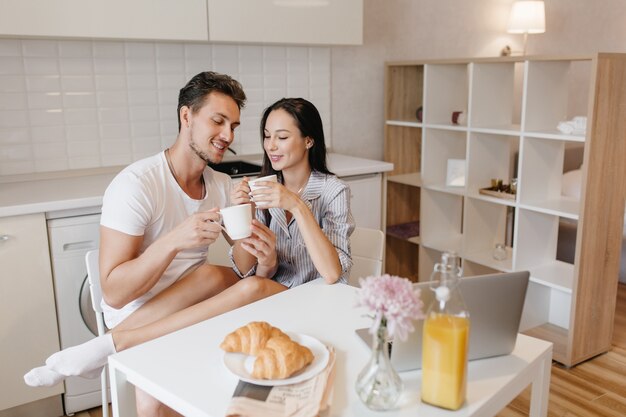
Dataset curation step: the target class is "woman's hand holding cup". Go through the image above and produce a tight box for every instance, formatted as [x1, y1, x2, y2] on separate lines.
[241, 219, 277, 273]
[231, 176, 252, 206]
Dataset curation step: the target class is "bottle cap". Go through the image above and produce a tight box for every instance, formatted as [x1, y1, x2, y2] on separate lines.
[435, 285, 450, 302]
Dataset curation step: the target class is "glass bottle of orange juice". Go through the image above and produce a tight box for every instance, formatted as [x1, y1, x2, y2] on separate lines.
[421, 251, 470, 410]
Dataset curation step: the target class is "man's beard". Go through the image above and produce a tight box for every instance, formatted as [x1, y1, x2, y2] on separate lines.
[189, 136, 221, 165]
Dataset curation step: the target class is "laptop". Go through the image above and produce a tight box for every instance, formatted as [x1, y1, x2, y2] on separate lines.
[355, 271, 529, 372]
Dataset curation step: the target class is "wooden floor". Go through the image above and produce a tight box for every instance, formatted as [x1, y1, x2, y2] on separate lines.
[498, 282, 626, 417]
[72, 284, 626, 417]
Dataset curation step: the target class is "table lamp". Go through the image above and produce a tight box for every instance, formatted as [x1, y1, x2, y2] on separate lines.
[506, 0, 545, 56]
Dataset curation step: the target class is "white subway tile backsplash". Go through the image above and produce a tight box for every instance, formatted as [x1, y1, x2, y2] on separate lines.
[61, 75, 95, 91]
[69, 156, 100, 169]
[131, 121, 160, 138]
[1, 109, 29, 127]
[0, 75, 26, 92]
[94, 58, 126, 74]
[28, 109, 63, 126]
[0, 127, 29, 145]
[97, 91, 128, 107]
[1, 38, 330, 176]
[98, 107, 129, 124]
[93, 42, 125, 58]
[63, 91, 97, 108]
[129, 105, 159, 122]
[157, 58, 185, 74]
[31, 125, 65, 143]
[64, 108, 98, 125]
[126, 58, 157, 74]
[21, 40, 58, 57]
[125, 42, 155, 58]
[127, 73, 157, 90]
[95, 74, 127, 91]
[0, 92, 27, 110]
[0, 39, 21, 57]
[23, 57, 59, 75]
[128, 90, 158, 107]
[156, 43, 184, 59]
[25, 75, 61, 92]
[100, 123, 129, 140]
[33, 142, 67, 159]
[59, 41, 93, 58]
[66, 124, 99, 142]
[59, 58, 93, 75]
[27, 92, 62, 109]
[0, 57, 24, 75]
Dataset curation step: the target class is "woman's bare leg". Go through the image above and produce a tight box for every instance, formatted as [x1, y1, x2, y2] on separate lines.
[113, 276, 287, 351]
[114, 264, 239, 332]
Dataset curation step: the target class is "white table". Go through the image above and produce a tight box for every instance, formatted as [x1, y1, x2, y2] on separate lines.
[108, 279, 552, 417]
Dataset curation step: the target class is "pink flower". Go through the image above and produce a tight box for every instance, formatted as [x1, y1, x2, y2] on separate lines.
[356, 274, 425, 341]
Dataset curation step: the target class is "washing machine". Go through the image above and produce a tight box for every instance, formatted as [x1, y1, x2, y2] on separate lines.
[47, 207, 108, 414]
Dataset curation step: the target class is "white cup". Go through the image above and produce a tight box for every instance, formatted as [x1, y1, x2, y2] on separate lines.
[248, 174, 277, 207]
[220, 203, 252, 240]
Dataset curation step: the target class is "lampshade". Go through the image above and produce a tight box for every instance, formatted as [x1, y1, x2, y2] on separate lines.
[507, 1, 545, 34]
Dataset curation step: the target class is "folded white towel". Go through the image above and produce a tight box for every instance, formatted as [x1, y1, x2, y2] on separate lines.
[557, 116, 587, 135]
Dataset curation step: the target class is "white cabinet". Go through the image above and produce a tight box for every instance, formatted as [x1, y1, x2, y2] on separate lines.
[342, 173, 383, 230]
[0, 213, 63, 411]
[0, 0, 208, 41]
[383, 55, 626, 367]
[207, 0, 362, 45]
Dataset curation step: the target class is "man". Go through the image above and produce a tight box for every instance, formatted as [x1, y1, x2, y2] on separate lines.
[26, 71, 248, 416]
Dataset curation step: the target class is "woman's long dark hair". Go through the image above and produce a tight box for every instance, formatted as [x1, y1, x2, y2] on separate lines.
[258, 98, 333, 179]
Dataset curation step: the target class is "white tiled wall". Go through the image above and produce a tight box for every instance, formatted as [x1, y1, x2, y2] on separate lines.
[0, 39, 331, 176]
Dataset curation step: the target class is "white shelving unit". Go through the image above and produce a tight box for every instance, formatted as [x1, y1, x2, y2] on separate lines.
[383, 54, 626, 366]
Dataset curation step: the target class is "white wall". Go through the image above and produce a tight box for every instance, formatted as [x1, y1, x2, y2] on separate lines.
[330, 0, 626, 160]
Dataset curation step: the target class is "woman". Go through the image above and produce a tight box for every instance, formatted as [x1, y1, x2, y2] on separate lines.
[25, 97, 353, 414]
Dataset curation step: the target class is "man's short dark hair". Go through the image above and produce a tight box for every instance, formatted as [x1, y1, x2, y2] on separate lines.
[177, 71, 246, 131]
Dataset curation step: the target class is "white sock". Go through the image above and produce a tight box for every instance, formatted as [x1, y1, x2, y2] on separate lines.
[24, 366, 64, 387]
[46, 333, 116, 377]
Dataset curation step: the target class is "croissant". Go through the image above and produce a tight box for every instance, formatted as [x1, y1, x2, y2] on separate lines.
[220, 321, 288, 356]
[252, 336, 314, 379]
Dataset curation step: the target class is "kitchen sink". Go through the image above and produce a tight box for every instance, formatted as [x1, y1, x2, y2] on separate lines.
[209, 160, 262, 178]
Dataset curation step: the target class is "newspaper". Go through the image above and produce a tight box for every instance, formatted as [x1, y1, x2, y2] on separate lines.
[225, 346, 336, 417]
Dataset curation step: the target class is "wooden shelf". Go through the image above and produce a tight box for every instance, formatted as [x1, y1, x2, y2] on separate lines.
[386, 221, 420, 243]
[384, 55, 626, 366]
[387, 172, 421, 187]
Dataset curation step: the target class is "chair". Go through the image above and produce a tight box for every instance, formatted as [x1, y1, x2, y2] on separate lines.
[349, 227, 385, 286]
[85, 250, 109, 417]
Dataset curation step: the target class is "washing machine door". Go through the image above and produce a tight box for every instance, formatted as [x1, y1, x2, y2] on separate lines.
[79, 275, 108, 336]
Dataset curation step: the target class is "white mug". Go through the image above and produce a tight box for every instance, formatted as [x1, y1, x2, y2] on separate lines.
[248, 174, 277, 207]
[220, 203, 252, 240]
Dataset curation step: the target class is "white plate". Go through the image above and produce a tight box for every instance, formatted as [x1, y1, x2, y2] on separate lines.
[222, 332, 329, 386]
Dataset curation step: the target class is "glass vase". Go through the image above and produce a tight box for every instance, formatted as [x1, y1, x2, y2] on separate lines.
[355, 321, 403, 410]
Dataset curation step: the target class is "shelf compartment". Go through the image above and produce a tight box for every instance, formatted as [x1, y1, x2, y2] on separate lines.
[461, 259, 500, 277]
[466, 132, 519, 199]
[423, 63, 469, 125]
[518, 197, 580, 220]
[418, 245, 442, 282]
[386, 221, 420, 243]
[387, 172, 421, 187]
[523, 129, 586, 142]
[517, 137, 583, 211]
[463, 197, 514, 271]
[421, 128, 467, 187]
[470, 62, 523, 130]
[523, 59, 592, 136]
[521, 323, 568, 362]
[528, 260, 574, 293]
[471, 124, 521, 135]
[420, 188, 463, 255]
[385, 64, 424, 123]
[385, 236, 420, 282]
[386, 120, 422, 128]
[384, 124, 421, 176]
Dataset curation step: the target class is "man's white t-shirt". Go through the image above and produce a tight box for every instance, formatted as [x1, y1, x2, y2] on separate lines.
[100, 151, 232, 328]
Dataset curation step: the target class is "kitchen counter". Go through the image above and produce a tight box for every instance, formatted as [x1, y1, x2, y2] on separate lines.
[0, 153, 393, 218]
